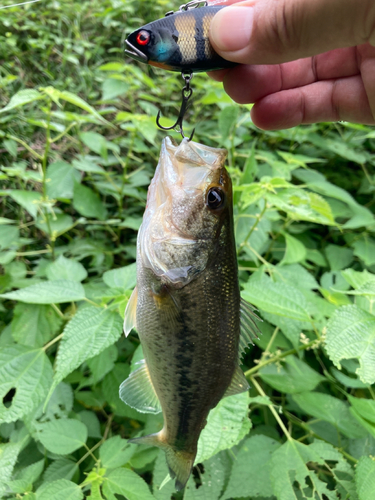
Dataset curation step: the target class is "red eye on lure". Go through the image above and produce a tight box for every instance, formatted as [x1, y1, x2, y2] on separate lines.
[136, 30, 150, 46]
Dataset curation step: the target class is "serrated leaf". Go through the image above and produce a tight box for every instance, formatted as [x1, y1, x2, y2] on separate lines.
[102, 467, 155, 500]
[11, 303, 62, 347]
[46, 161, 80, 200]
[49, 307, 122, 396]
[259, 356, 324, 394]
[195, 391, 251, 464]
[0, 280, 85, 304]
[102, 263, 136, 290]
[270, 439, 338, 500]
[184, 453, 227, 500]
[356, 456, 375, 500]
[222, 435, 281, 499]
[37, 418, 87, 454]
[242, 278, 312, 323]
[341, 269, 375, 289]
[281, 233, 306, 265]
[0, 442, 21, 497]
[293, 392, 366, 438]
[273, 264, 319, 290]
[0, 89, 42, 114]
[99, 435, 134, 469]
[9, 459, 44, 493]
[73, 183, 107, 220]
[46, 255, 87, 283]
[0, 225, 19, 250]
[325, 244, 353, 271]
[352, 238, 375, 267]
[9, 190, 42, 219]
[43, 458, 78, 483]
[35, 478, 83, 500]
[325, 305, 375, 384]
[0, 345, 53, 423]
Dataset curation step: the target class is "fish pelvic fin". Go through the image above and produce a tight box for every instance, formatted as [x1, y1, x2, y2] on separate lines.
[124, 286, 137, 337]
[128, 432, 195, 491]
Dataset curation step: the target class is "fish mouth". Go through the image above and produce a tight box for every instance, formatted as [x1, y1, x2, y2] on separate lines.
[124, 40, 148, 64]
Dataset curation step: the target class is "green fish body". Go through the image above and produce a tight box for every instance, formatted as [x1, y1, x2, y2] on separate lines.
[125, 6, 236, 72]
[121, 137, 259, 490]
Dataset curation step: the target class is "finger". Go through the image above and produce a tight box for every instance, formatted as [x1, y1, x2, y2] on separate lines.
[220, 48, 359, 103]
[207, 68, 230, 81]
[250, 76, 375, 130]
[209, 0, 375, 65]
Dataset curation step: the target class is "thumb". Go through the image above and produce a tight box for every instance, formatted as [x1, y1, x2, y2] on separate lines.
[209, 0, 375, 64]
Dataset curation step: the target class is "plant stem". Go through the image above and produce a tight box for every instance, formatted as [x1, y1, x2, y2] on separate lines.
[250, 376, 292, 440]
[238, 202, 267, 252]
[245, 339, 317, 377]
[43, 333, 63, 351]
[264, 326, 279, 353]
[77, 414, 114, 467]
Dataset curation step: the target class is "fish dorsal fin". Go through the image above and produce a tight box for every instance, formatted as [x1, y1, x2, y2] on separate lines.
[239, 297, 262, 360]
[119, 359, 162, 414]
[224, 366, 250, 397]
[124, 286, 138, 337]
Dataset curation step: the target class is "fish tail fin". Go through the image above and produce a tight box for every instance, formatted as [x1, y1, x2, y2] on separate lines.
[128, 432, 195, 491]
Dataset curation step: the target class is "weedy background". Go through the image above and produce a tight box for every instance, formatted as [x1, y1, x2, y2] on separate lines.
[0, 0, 375, 499]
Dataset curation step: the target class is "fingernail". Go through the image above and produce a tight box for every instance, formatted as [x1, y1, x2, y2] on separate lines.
[210, 6, 254, 52]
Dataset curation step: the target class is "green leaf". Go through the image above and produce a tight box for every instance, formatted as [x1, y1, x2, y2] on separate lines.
[271, 439, 338, 500]
[0, 225, 19, 250]
[102, 263, 136, 290]
[37, 418, 87, 455]
[184, 453, 227, 500]
[35, 478, 83, 500]
[0, 346, 53, 423]
[102, 78, 129, 101]
[73, 183, 107, 220]
[79, 131, 109, 159]
[259, 356, 324, 394]
[293, 392, 366, 438]
[46, 255, 87, 283]
[356, 456, 375, 500]
[8, 459, 44, 493]
[342, 268, 375, 289]
[102, 468, 155, 500]
[0, 280, 86, 304]
[43, 458, 78, 483]
[0, 442, 21, 498]
[352, 238, 375, 267]
[0, 89, 42, 114]
[46, 161, 80, 200]
[281, 233, 307, 265]
[9, 190, 42, 219]
[219, 105, 239, 138]
[242, 278, 312, 322]
[273, 264, 319, 290]
[349, 396, 375, 424]
[11, 303, 63, 347]
[99, 435, 134, 469]
[325, 244, 353, 271]
[222, 435, 281, 499]
[325, 305, 375, 384]
[49, 306, 122, 395]
[195, 391, 251, 464]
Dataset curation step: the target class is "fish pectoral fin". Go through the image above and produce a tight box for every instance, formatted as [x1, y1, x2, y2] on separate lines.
[224, 366, 250, 397]
[124, 286, 138, 337]
[239, 297, 262, 360]
[119, 359, 162, 414]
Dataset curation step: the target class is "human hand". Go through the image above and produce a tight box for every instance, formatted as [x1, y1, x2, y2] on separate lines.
[208, 0, 375, 129]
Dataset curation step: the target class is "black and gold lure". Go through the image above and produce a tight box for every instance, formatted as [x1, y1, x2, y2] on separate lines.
[125, 1, 235, 139]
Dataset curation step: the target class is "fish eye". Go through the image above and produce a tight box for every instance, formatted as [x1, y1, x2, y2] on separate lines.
[136, 30, 150, 46]
[206, 187, 225, 210]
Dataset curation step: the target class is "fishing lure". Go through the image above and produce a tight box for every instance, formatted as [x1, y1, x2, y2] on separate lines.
[125, 1, 235, 139]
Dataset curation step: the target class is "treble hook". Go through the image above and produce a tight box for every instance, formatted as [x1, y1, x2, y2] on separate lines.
[156, 72, 195, 141]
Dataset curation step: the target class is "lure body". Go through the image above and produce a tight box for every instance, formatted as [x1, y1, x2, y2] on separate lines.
[121, 138, 259, 490]
[125, 6, 236, 72]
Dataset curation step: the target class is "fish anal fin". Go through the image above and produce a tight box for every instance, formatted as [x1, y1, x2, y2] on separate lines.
[128, 431, 195, 491]
[119, 359, 162, 414]
[224, 366, 250, 398]
[239, 297, 262, 359]
[124, 286, 138, 337]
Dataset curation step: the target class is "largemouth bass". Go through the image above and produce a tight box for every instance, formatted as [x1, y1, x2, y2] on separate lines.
[121, 137, 259, 490]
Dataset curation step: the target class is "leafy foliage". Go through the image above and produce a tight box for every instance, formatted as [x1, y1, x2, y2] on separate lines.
[0, 0, 374, 499]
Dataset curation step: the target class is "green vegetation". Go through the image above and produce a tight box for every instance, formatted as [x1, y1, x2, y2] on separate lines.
[1, 0, 375, 499]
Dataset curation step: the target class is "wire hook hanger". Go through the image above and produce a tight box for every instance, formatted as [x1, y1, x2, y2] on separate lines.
[156, 72, 195, 141]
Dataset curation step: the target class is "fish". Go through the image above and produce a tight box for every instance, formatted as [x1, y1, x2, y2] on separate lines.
[120, 137, 260, 490]
[125, 5, 236, 72]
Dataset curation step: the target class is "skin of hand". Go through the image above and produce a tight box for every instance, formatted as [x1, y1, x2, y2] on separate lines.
[207, 0, 375, 129]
